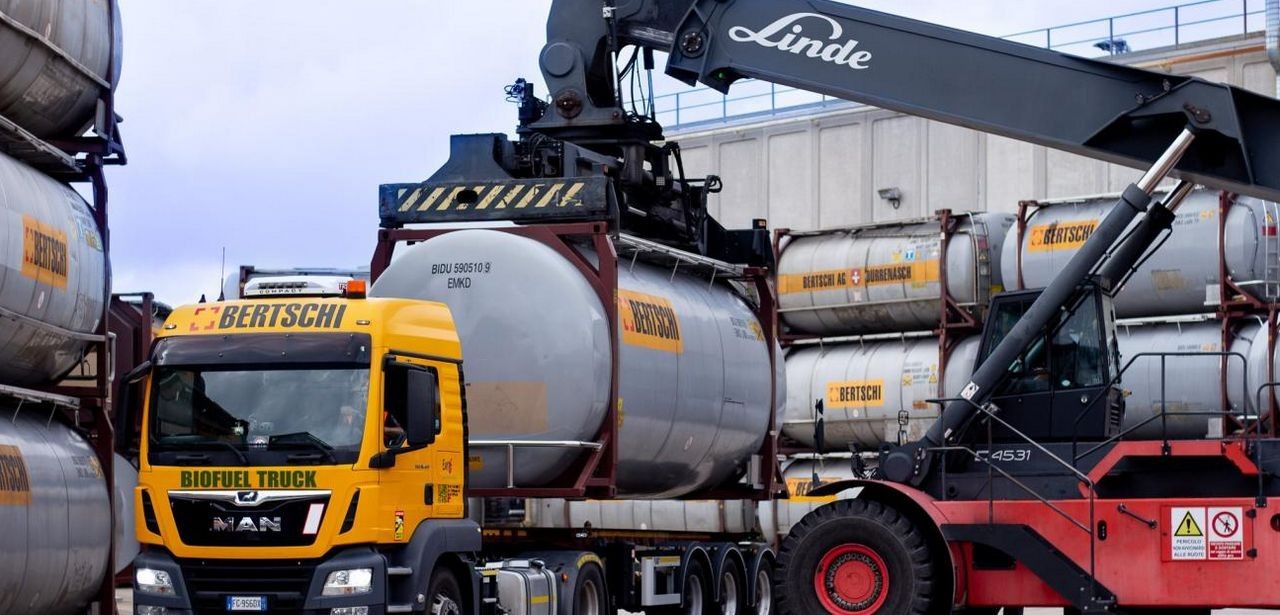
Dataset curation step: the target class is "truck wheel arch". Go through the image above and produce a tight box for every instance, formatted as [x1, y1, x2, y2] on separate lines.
[679, 545, 714, 604]
[390, 518, 482, 611]
[708, 543, 748, 606]
[804, 479, 957, 610]
[747, 547, 776, 610]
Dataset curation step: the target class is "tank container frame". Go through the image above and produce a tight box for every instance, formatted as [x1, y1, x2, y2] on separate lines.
[0, 0, 128, 610]
[1015, 190, 1280, 440]
[371, 221, 784, 501]
[773, 209, 986, 453]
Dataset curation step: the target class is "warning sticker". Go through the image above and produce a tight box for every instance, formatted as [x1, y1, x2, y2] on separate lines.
[1170, 507, 1206, 560]
[1208, 507, 1244, 560]
[1168, 506, 1245, 561]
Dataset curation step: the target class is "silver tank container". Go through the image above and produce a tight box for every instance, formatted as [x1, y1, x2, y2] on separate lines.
[777, 213, 1015, 336]
[783, 336, 980, 450]
[371, 229, 779, 498]
[0, 149, 106, 386]
[1115, 318, 1280, 439]
[0, 410, 111, 614]
[0, 0, 121, 139]
[1002, 190, 1280, 318]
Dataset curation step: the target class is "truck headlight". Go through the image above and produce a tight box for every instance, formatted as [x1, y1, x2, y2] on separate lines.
[322, 568, 373, 596]
[136, 567, 175, 595]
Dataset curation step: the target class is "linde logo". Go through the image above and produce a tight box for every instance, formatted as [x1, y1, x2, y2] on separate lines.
[728, 13, 873, 70]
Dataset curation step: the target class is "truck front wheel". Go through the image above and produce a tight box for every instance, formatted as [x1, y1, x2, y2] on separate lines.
[775, 499, 934, 615]
[426, 567, 463, 615]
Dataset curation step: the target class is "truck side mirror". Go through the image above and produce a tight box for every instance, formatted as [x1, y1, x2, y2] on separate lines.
[404, 368, 439, 448]
[114, 361, 152, 460]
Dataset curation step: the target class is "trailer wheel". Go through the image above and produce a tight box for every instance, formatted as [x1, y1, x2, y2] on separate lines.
[426, 567, 463, 615]
[572, 562, 606, 615]
[753, 559, 774, 615]
[658, 557, 713, 615]
[717, 559, 747, 615]
[776, 499, 934, 615]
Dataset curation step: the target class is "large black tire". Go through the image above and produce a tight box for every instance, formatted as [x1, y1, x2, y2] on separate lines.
[572, 562, 608, 615]
[426, 567, 464, 615]
[776, 499, 935, 614]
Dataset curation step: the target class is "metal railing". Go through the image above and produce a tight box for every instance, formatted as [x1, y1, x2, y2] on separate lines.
[653, 0, 1267, 131]
[469, 439, 604, 489]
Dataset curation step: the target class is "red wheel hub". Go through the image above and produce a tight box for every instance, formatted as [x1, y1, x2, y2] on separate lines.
[813, 544, 890, 614]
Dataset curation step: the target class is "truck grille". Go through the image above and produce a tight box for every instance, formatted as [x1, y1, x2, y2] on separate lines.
[178, 558, 316, 613]
[170, 493, 330, 547]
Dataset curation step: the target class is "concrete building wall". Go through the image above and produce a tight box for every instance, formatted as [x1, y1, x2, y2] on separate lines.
[671, 34, 1276, 231]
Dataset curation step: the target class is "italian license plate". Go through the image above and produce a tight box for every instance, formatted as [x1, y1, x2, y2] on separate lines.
[225, 596, 267, 611]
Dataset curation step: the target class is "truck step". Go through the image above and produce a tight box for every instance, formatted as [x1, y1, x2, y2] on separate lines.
[387, 566, 413, 576]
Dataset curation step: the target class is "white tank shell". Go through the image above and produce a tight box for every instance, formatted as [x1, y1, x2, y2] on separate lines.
[1115, 318, 1280, 439]
[0, 411, 111, 614]
[777, 213, 1015, 336]
[783, 336, 980, 450]
[371, 230, 780, 498]
[1002, 190, 1278, 318]
[0, 0, 122, 139]
[0, 149, 106, 386]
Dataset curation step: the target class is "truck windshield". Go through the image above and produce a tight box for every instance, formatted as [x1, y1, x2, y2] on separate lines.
[147, 333, 372, 466]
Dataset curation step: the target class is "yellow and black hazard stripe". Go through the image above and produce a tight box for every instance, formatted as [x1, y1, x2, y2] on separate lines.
[395, 181, 591, 213]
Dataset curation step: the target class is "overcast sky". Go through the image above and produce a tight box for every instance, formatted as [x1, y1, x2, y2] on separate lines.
[107, 0, 1250, 305]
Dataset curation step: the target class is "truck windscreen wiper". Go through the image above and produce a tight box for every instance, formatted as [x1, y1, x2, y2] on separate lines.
[267, 432, 337, 464]
[155, 437, 250, 466]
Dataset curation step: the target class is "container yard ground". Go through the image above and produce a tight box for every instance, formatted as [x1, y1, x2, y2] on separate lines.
[109, 590, 1280, 615]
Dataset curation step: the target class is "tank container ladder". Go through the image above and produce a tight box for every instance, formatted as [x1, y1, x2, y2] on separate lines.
[1263, 200, 1280, 302]
[927, 396, 1112, 611]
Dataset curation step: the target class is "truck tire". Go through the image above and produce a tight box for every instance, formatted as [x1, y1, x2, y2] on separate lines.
[426, 567, 464, 615]
[717, 559, 747, 615]
[754, 559, 774, 615]
[776, 499, 934, 615]
[573, 562, 607, 615]
[658, 557, 713, 614]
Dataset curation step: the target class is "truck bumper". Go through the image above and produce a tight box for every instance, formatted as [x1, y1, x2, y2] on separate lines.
[131, 547, 393, 614]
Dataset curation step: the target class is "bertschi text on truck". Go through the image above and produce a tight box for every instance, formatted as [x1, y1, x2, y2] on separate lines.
[124, 279, 483, 614]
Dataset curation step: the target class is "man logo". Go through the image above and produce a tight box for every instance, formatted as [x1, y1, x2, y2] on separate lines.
[212, 516, 282, 532]
[236, 491, 259, 504]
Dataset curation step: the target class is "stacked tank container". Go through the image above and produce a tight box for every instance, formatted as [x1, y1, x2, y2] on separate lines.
[1000, 189, 1280, 439]
[775, 212, 1016, 454]
[0, 1, 126, 613]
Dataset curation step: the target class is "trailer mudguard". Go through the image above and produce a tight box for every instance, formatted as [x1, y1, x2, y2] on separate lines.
[707, 543, 748, 605]
[806, 478, 958, 606]
[388, 518, 482, 610]
[746, 546, 775, 610]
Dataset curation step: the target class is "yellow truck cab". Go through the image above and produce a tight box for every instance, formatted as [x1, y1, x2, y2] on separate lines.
[126, 278, 484, 615]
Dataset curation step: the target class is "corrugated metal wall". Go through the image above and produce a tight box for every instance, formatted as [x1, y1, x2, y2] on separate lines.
[671, 33, 1278, 230]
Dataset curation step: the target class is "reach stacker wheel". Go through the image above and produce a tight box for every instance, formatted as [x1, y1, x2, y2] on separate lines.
[776, 499, 935, 615]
